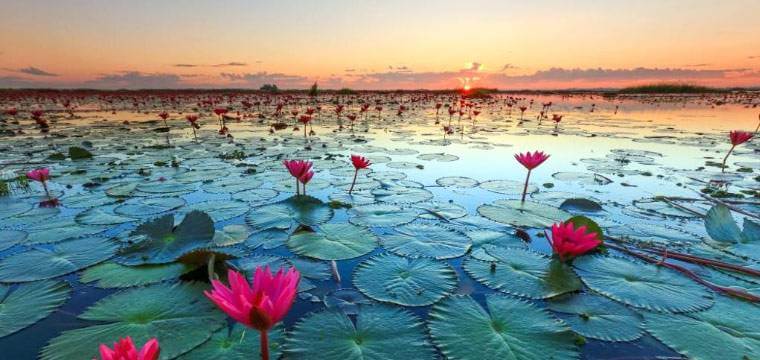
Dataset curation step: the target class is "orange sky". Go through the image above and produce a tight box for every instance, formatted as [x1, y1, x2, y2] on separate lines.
[1, 0, 759, 89]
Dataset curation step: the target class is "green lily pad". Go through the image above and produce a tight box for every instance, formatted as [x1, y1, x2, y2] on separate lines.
[80, 262, 195, 288]
[428, 294, 579, 360]
[0, 200, 33, 220]
[380, 224, 470, 259]
[204, 177, 263, 194]
[177, 324, 285, 360]
[348, 204, 419, 227]
[372, 186, 433, 204]
[0, 237, 117, 282]
[75, 206, 135, 225]
[547, 293, 643, 342]
[573, 256, 714, 313]
[137, 181, 198, 195]
[436, 176, 479, 188]
[643, 297, 760, 360]
[231, 188, 279, 203]
[3, 206, 61, 227]
[114, 197, 186, 217]
[0, 230, 26, 251]
[288, 224, 378, 260]
[416, 202, 467, 221]
[117, 211, 215, 265]
[213, 225, 251, 246]
[183, 200, 249, 222]
[284, 305, 435, 359]
[478, 200, 571, 228]
[244, 229, 289, 250]
[479, 180, 538, 195]
[40, 283, 226, 360]
[25, 219, 108, 245]
[0, 280, 70, 338]
[464, 245, 582, 299]
[287, 258, 331, 281]
[246, 196, 333, 230]
[354, 253, 457, 306]
[61, 192, 116, 209]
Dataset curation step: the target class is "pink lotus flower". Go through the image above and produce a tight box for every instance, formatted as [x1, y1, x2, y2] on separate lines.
[515, 151, 550, 203]
[515, 151, 550, 170]
[298, 115, 312, 138]
[546, 222, 601, 261]
[348, 155, 371, 194]
[722, 130, 754, 172]
[26, 168, 50, 183]
[205, 268, 299, 360]
[96, 337, 159, 360]
[283, 159, 313, 195]
[185, 115, 200, 141]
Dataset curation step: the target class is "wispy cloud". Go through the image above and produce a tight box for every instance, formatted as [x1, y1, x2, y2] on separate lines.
[17, 66, 58, 77]
[172, 64, 198, 68]
[85, 71, 184, 89]
[212, 62, 247, 67]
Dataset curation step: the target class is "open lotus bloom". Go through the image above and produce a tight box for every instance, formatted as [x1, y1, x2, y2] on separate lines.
[547, 222, 601, 261]
[97, 337, 159, 360]
[26, 168, 50, 182]
[283, 159, 313, 179]
[205, 267, 300, 332]
[729, 130, 753, 146]
[351, 154, 371, 169]
[514, 151, 550, 170]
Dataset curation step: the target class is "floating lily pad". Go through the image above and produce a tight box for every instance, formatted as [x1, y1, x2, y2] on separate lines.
[464, 245, 581, 299]
[80, 262, 195, 288]
[348, 204, 419, 227]
[231, 188, 279, 203]
[0, 280, 70, 338]
[0, 237, 117, 282]
[428, 294, 578, 360]
[0, 230, 26, 251]
[354, 253, 457, 306]
[288, 223, 377, 260]
[372, 186, 433, 204]
[643, 297, 760, 360]
[417, 153, 458, 162]
[573, 256, 714, 313]
[466, 230, 526, 257]
[288, 258, 331, 281]
[560, 198, 603, 212]
[552, 172, 612, 185]
[40, 283, 226, 360]
[178, 324, 285, 360]
[137, 181, 198, 194]
[0, 200, 33, 220]
[204, 177, 263, 194]
[3, 206, 61, 227]
[285, 305, 435, 360]
[228, 255, 289, 277]
[436, 176, 479, 188]
[213, 224, 251, 246]
[245, 229, 289, 250]
[75, 206, 135, 225]
[547, 293, 643, 342]
[183, 200, 249, 222]
[416, 202, 467, 220]
[118, 211, 215, 265]
[61, 192, 116, 209]
[246, 196, 333, 230]
[381, 224, 470, 259]
[478, 200, 571, 228]
[25, 219, 108, 245]
[479, 180, 538, 195]
[114, 197, 186, 217]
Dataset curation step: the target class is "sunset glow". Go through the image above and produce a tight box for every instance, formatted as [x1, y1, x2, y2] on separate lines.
[1, 0, 759, 89]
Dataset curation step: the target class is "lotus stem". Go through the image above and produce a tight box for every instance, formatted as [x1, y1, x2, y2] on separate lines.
[520, 170, 531, 203]
[260, 330, 269, 360]
[330, 260, 341, 283]
[295, 179, 300, 195]
[41, 180, 50, 199]
[348, 169, 358, 194]
[605, 242, 760, 302]
[207, 254, 217, 282]
[721, 144, 735, 173]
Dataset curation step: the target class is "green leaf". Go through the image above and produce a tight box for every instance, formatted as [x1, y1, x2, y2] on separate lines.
[348, 204, 419, 227]
[354, 253, 457, 306]
[213, 224, 251, 246]
[246, 195, 333, 230]
[80, 262, 195, 288]
[183, 200, 249, 222]
[547, 293, 643, 342]
[68, 146, 93, 160]
[117, 211, 215, 265]
[704, 204, 742, 243]
[478, 200, 570, 228]
[380, 223, 471, 259]
[287, 224, 377, 260]
[0, 230, 26, 251]
[573, 256, 714, 313]
[0, 237, 117, 282]
[40, 283, 226, 360]
[643, 296, 760, 360]
[428, 294, 579, 360]
[566, 215, 604, 242]
[177, 324, 285, 360]
[0, 280, 70, 338]
[464, 245, 582, 299]
[285, 305, 435, 359]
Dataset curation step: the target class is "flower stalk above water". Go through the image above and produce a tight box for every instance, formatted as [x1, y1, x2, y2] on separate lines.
[205, 267, 300, 360]
[514, 151, 549, 203]
[26, 168, 51, 199]
[284, 159, 314, 195]
[348, 154, 371, 194]
[721, 130, 753, 173]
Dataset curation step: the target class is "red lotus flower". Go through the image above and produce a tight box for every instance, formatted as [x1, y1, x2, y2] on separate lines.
[515, 151, 550, 203]
[205, 268, 299, 360]
[283, 159, 313, 195]
[97, 337, 159, 360]
[5, 108, 18, 116]
[26, 168, 50, 182]
[722, 130, 754, 172]
[351, 154, 371, 169]
[729, 130, 753, 146]
[546, 222, 601, 261]
[347, 114, 357, 122]
[185, 115, 200, 140]
[213, 108, 228, 116]
[158, 112, 169, 120]
[299, 169, 314, 186]
[305, 107, 315, 115]
[552, 114, 563, 123]
[185, 114, 198, 123]
[515, 151, 550, 170]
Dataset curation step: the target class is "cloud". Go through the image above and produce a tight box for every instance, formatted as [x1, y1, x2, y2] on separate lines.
[0, 76, 41, 88]
[683, 63, 712, 67]
[500, 64, 518, 71]
[212, 62, 247, 67]
[173, 64, 198, 68]
[84, 71, 184, 89]
[220, 71, 311, 88]
[18, 66, 58, 77]
[465, 62, 483, 71]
